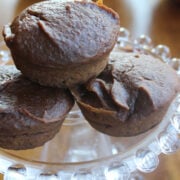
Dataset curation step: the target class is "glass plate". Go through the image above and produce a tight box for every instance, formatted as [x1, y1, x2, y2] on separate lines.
[0, 28, 180, 180]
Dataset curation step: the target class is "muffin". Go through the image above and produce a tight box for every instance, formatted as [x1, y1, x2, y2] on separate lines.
[3, 0, 120, 87]
[0, 66, 74, 150]
[72, 51, 180, 137]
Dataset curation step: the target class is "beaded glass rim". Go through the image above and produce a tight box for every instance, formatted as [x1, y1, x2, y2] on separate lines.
[0, 27, 180, 180]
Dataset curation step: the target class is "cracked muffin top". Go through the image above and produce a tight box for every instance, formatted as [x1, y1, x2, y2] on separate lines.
[74, 51, 180, 122]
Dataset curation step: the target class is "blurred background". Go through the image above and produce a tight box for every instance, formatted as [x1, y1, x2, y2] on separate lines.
[0, 0, 180, 179]
[1, 0, 180, 57]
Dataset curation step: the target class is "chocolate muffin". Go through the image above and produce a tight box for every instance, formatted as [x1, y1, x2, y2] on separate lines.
[0, 66, 74, 150]
[72, 51, 180, 137]
[3, 0, 120, 88]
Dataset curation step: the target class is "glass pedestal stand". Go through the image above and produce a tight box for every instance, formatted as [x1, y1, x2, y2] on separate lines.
[0, 28, 180, 180]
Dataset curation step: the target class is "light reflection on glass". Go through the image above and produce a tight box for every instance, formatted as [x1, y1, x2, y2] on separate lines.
[124, 0, 159, 37]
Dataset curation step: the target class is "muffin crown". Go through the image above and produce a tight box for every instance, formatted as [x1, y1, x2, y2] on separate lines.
[3, 0, 120, 66]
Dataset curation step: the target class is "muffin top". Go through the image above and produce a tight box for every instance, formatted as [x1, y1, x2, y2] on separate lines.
[0, 65, 74, 135]
[3, 0, 120, 67]
[74, 51, 180, 122]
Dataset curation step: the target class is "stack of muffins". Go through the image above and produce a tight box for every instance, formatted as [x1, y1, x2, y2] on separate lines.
[1, 0, 180, 150]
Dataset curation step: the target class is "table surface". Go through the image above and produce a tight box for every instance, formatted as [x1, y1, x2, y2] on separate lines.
[0, 0, 180, 179]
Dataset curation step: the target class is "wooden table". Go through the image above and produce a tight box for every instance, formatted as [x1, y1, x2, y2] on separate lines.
[0, 0, 180, 179]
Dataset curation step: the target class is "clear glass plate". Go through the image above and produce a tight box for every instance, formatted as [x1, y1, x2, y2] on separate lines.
[0, 28, 180, 180]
